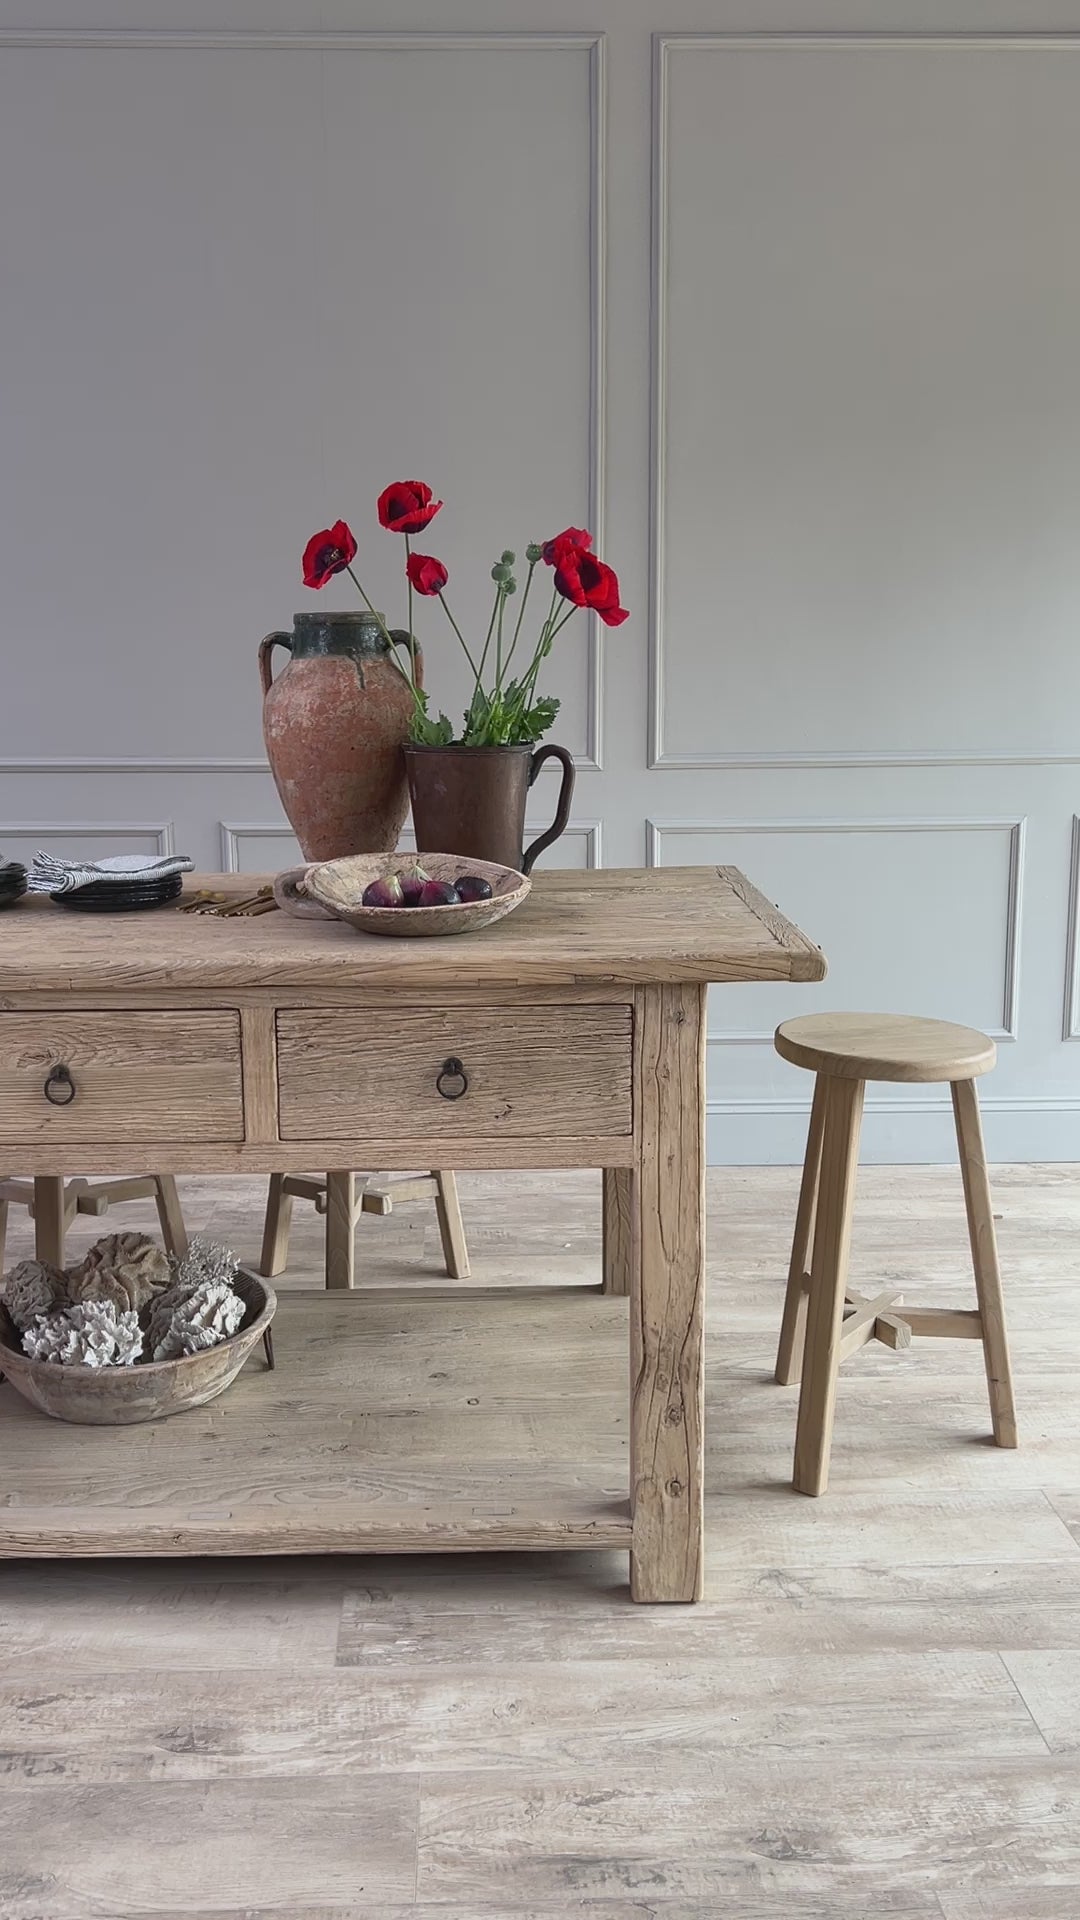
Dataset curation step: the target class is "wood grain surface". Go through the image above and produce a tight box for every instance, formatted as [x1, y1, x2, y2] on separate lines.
[776, 1010, 996, 1084]
[0, 1290, 632, 1558]
[0, 1163, 1077, 1915]
[630, 983, 706, 1600]
[0, 865, 826, 993]
[276, 1005, 633, 1141]
[0, 1010, 243, 1142]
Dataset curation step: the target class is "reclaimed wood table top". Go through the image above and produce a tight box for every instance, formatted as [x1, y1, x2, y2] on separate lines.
[0, 866, 826, 994]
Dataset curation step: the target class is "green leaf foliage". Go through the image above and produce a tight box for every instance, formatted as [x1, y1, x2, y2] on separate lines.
[409, 709, 455, 746]
[515, 694, 560, 741]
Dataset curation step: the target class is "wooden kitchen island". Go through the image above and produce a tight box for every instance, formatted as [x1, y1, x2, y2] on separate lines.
[0, 866, 824, 1601]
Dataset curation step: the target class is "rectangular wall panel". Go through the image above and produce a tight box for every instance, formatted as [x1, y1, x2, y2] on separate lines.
[0, 36, 602, 765]
[652, 38, 1080, 766]
[0, 823, 173, 865]
[222, 821, 601, 875]
[650, 818, 1023, 1047]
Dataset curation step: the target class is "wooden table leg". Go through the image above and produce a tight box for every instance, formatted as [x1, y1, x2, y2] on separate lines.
[325, 1171, 356, 1291]
[33, 1176, 66, 1267]
[602, 1168, 635, 1297]
[630, 984, 706, 1603]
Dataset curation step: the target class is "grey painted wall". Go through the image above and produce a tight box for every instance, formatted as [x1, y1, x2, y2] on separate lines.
[3, 2, 1080, 1162]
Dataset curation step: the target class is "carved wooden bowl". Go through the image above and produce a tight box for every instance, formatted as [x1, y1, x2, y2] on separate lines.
[274, 852, 531, 938]
[0, 1267, 275, 1425]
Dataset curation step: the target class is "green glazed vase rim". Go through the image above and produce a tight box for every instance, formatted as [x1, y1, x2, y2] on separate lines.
[291, 610, 385, 627]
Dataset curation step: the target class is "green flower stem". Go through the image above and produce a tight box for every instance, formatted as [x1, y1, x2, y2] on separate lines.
[526, 582, 561, 680]
[499, 557, 537, 683]
[495, 584, 508, 690]
[403, 533, 418, 689]
[437, 592, 482, 683]
[513, 591, 576, 716]
[474, 582, 502, 690]
[545, 601, 580, 644]
[501, 587, 558, 723]
[345, 564, 425, 712]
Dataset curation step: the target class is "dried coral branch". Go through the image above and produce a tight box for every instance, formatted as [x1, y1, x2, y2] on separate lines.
[23, 1299, 144, 1367]
[148, 1276, 245, 1361]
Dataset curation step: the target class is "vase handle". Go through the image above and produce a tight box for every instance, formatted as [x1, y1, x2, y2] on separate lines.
[522, 744, 576, 874]
[259, 631, 293, 696]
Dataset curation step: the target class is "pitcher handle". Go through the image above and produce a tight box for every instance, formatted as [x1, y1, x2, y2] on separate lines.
[259, 631, 293, 696]
[521, 744, 576, 874]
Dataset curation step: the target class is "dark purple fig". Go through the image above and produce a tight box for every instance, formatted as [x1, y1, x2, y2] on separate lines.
[455, 873, 493, 903]
[362, 873, 405, 908]
[398, 864, 431, 907]
[418, 879, 461, 907]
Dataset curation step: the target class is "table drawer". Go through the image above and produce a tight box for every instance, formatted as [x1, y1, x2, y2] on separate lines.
[276, 1006, 634, 1140]
[0, 1012, 244, 1143]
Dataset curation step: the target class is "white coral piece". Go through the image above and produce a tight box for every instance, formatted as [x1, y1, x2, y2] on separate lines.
[22, 1299, 144, 1367]
[67, 1231, 170, 1315]
[148, 1276, 245, 1361]
[168, 1234, 240, 1297]
[0, 1259, 67, 1333]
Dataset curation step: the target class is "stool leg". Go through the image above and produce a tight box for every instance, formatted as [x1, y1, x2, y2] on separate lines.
[951, 1078, 1017, 1449]
[602, 1168, 634, 1298]
[152, 1176, 188, 1260]
[775, 1076, 826, 1385]
[33, 1177, 67, 1266]
[433, 1170, 470, 1280]
[792, 1076, 865, 1497]
[0, 1197, 7, 1276]
[260, 1174, 294, 1279]
[325, 1171, 356, 1291]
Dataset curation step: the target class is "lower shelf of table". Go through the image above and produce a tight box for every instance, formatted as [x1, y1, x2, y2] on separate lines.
[0, 1288, 632, 1558]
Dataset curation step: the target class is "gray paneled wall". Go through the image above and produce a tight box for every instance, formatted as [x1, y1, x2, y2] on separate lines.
[3, 7, 1080, 1163]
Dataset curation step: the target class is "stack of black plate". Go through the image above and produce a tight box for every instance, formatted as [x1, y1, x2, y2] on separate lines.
[0, 860, 27, 909]
[52, 872, 184, 913]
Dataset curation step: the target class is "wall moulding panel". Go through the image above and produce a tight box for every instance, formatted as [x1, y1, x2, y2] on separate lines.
[648, 816, 1025, 1045]
[0, 822, 175, 860]
[5, 15, 1079, 1165]
[1061, 814, 1080, 1042]
[649, 33, 1080, 769]
[220, 820, 603, 875]
[0, 29, 606, 770]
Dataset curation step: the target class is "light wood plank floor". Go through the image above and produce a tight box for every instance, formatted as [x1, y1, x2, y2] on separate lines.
[1, 1165, 1079, 1918]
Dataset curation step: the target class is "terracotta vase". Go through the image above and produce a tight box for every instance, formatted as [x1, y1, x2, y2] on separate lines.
[259, 612, 420, 861]
[404, 742, 575, 873]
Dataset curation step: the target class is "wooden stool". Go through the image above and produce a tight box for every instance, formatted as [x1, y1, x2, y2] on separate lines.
[260, 1170, 469, 1289]
[773, 1013, 1017, 1496]
[0, 1174, 188, 1270]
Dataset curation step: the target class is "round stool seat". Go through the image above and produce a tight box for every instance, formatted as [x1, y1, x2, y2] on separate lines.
[775, 1012, 996, 1084]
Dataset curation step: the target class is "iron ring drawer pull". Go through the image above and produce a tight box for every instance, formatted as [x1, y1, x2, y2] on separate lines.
[43, 1064, 77, 1106]
[436, 1056, 468, 1101]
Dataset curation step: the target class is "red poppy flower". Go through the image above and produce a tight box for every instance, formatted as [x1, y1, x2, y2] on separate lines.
[406, 552, 448, 597]
[377, 481, 443, 534]
[554, 550, 628, 627]
[542, 526, 592, 567]
[301, 520, 357, 590]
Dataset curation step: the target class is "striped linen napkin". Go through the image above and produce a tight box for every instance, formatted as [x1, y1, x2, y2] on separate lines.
[28, 852, 195, 895]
